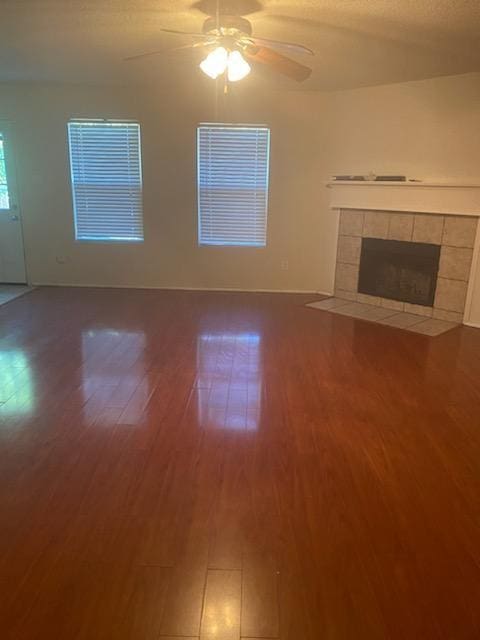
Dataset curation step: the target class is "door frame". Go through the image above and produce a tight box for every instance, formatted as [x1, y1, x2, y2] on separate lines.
[0, 120, 29, 285]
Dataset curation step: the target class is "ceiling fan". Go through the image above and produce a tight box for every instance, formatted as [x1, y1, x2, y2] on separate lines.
[125, 14, 314, 83]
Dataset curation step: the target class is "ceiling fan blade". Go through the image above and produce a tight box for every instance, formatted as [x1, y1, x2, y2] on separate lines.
[244, 36, 314, 56]
[124, 50, 168, 62]
[159, 28, 212, 39]
[244, 46, 312, 81]
[124, 42, 209, 62]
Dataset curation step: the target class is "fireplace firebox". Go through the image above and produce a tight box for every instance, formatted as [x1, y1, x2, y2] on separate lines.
[358, 238, 441, 307]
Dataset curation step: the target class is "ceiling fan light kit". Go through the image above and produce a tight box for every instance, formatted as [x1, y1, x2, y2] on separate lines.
[199, 46, 229, 78]
[200, 47, 251, 82]
[199, 46, 251, 81]
[226, 49, 251, 81]
[126, 14, 313, 83]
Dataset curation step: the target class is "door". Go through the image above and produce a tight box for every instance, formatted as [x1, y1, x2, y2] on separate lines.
[0, 124, 26, 283]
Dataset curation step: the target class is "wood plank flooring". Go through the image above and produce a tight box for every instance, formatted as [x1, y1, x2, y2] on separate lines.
[1, 286, 480, 639]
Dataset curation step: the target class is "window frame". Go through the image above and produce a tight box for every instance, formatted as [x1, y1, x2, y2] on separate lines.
[67, 118, 144, 244]
[196, 123, 271, 248]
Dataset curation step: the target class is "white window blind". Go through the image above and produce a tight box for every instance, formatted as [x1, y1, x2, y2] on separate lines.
[0, 133, 10, 210]
[197, 124, 270, 246]
[68, 120, 144, 242]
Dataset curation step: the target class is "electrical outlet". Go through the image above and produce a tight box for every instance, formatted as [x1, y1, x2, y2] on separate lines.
[281, 259, 289, 270]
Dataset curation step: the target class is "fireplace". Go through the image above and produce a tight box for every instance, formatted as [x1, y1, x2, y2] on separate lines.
[358, 238, 441, 306]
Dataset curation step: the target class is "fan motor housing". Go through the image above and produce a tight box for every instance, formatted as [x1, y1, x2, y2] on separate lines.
[202, 15, 252, 36]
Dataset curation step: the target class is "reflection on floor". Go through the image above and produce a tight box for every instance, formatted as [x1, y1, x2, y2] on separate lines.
[196, 332, 261, 430]
[0, 284, 34, 306]
[0, 350, 34, 415]
[307, 297, 459, 336]
[1, 287, 480, 639]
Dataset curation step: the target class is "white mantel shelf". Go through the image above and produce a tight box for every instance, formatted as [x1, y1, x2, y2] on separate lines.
[326, 181, 480, 216]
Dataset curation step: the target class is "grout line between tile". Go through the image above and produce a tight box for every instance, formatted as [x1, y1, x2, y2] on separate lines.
[440, 215, 446, 245]
[437, 277, 470, 283]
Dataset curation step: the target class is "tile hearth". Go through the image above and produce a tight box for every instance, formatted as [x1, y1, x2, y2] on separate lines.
[307, 297, 459, 336]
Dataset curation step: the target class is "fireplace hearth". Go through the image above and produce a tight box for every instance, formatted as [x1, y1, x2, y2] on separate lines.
[358, 238, 440, 306]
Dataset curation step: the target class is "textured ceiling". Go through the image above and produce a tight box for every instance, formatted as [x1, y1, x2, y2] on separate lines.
[1, 0, 480, 91]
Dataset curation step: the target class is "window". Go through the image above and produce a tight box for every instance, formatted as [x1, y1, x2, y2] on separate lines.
[0, 133, 10, 209]
[68, 120, 143, 242]
[197, 124, 270, 246]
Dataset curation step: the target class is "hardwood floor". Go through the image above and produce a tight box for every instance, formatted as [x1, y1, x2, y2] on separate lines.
[1, 286, 480, 639]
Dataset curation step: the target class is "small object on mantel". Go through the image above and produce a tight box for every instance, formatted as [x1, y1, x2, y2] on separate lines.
[374, 175, 407, 181]
[332, 175, 366, 181]
[331, 174, 409, 182]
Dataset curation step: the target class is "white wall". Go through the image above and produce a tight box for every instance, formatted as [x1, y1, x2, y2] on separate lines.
[0, 81, 333, 293]
[322, 72, 480, 182]
[1, 72, 479, 316]
[320, 72, 480, 325]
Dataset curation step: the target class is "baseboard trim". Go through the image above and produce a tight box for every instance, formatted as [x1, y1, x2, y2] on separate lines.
[32, 282, 332, 296]
[463, 320, 480, 329]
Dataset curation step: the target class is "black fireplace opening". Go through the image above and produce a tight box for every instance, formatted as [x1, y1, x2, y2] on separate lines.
[358, 238, 441, 307]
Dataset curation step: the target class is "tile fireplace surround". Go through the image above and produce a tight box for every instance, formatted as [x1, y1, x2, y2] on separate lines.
[334, 209, 477, 324]
[315, 181, 480, 334]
